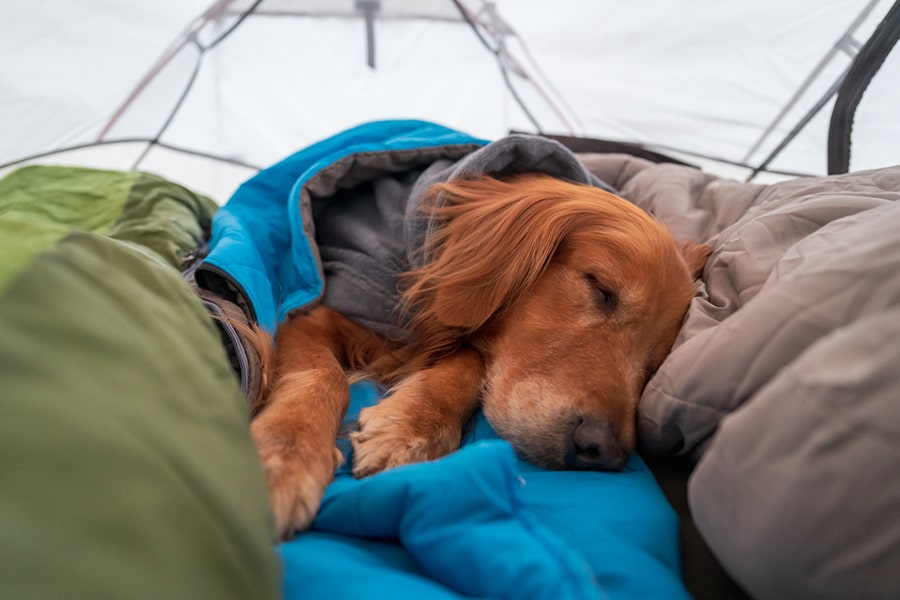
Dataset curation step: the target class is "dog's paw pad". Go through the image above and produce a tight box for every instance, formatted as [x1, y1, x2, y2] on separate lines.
[350, 405, 457, 478]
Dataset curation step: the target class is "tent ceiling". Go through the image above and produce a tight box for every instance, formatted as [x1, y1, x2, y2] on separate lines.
[1, 0, 897, 202]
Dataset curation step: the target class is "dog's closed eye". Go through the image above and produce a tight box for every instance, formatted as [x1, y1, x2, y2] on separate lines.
[583, 273, 618, 313]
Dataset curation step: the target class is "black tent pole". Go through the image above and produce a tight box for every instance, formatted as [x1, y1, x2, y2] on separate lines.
[827, 0, 900, 174]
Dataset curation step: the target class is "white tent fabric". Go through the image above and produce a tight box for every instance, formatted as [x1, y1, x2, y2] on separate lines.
[1, 0, 897, 202]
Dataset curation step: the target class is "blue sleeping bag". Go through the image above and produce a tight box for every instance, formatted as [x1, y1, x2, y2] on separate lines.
[200, 120, 689, 599]
[282, 383, 688, 600]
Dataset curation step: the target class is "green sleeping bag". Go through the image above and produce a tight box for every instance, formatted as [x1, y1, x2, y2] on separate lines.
[0, 166, 280, 600]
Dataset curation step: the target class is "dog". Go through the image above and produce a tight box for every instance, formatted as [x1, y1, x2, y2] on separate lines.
[247, 172, 710, 539]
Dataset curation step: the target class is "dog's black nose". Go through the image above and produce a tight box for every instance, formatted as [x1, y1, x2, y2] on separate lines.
[565, 418, 629, 471]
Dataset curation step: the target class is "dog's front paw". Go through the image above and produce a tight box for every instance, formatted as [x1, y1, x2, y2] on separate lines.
[251, 420, 343, 540]
[350, 399, 461, 478]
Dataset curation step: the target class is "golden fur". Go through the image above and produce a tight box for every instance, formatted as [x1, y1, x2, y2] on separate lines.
[249, 173, 710, 539]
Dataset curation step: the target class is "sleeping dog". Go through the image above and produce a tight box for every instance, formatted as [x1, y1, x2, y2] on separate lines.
[245, 171, 710, 539]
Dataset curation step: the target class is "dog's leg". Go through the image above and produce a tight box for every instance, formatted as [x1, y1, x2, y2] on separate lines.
[351, 347, 485, 477]
[251, 305, 381, 539]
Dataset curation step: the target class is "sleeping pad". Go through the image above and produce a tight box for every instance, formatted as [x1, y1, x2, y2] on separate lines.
[197, 120, 689, 599]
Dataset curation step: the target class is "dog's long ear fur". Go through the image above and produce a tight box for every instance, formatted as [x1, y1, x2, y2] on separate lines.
[677, 240, 712, 279]
[403, 175, 586, 335]
[401, 173, 699, 366]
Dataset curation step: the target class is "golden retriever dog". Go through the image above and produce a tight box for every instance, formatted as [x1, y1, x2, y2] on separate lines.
[248, 173, 710, 539]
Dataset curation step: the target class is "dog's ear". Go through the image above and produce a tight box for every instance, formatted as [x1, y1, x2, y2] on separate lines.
[677, 240, 712, 280]
[405, 175, 579, 333]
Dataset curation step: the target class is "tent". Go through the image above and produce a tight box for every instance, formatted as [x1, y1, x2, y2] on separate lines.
[2, 0, 898, 202]
[2, 3, 900, 600]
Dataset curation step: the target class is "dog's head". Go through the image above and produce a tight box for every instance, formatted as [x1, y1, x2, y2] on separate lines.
[404, 173, 709, 471]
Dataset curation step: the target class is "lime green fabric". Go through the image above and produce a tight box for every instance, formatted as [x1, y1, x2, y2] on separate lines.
[0, 165, 218, 274]
[109, 171, 218, 269]
[0, 165, 138, 234]
[0, 216, 68, 294]
[0, 167, 280, 600]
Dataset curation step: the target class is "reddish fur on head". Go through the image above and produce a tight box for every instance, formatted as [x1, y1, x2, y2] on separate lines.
[401, 173, 709, 468]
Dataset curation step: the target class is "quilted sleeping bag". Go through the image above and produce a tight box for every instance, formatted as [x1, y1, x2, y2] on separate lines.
[581, 153, 900, 599]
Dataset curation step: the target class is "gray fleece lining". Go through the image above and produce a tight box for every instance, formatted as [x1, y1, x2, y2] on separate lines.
[300, 135, 615, 339]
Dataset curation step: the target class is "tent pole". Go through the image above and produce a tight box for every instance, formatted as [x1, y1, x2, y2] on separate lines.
[356, 1, 379, 69]
[741, 0, 881, 164]
[746, 71, 848, 181]
[828, 0, 900, 174]
[131, 45, 205, 171]
[452, 0, 544, 132]
[0, 139, 262, 173]
[95, 0, 235, 142]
